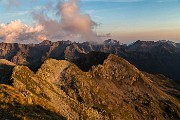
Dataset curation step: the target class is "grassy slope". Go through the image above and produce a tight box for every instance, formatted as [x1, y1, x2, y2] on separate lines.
[0, 84, 65, 120]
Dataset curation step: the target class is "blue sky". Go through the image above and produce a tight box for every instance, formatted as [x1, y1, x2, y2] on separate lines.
[0, 0, 180, 43]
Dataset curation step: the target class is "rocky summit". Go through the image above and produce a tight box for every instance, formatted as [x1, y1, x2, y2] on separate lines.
[0, 54, 179, 120]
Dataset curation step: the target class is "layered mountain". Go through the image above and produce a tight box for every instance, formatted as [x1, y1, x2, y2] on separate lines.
[0, 54, 180, 119]
[0, 39, 180, 81]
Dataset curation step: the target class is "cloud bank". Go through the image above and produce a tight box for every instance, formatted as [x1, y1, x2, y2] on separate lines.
[33, 0, 97, 42]
[0, 0, 98, 43]
[0, 20, 46, 43]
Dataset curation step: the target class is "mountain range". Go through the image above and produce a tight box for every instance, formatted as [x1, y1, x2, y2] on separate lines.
[0, 39, 180, 119]
[0, 39, 180, 82]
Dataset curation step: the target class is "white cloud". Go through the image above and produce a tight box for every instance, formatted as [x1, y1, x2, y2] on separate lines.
[0, 20, 46, 43]
[0, 0, 98, 43]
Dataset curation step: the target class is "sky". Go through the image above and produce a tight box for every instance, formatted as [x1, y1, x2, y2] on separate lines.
[0, 0, 180, 43]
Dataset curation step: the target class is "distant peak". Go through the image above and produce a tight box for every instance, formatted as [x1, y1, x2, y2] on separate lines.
[39, 40, 52, 45]
[103, 39, 123, 46]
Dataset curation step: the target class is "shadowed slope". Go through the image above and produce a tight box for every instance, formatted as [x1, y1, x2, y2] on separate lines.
[0, 59, 16, 84]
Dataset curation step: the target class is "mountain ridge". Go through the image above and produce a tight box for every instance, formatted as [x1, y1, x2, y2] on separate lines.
[0, 54, 179, 119]
[0, 39, 180, 82]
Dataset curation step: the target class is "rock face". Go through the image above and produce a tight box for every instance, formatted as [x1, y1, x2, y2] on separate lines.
[0, 39, 180, 81]
[0, 54, 179, 119]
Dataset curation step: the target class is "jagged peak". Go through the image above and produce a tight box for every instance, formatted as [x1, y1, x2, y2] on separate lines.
[130, 40, 177, 47]
[105, 54, 139, 71]
[39, 40, 52, 45]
